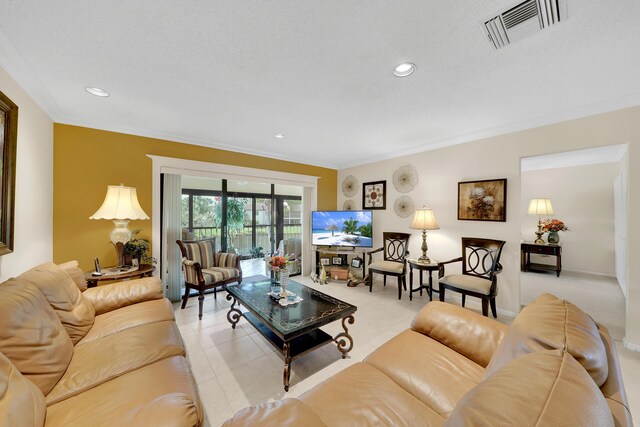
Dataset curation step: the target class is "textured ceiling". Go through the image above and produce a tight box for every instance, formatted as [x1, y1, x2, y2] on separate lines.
[1, 1, 639, 169]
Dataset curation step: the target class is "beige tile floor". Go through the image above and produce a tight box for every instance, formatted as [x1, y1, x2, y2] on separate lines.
[174, 270, 639, 426]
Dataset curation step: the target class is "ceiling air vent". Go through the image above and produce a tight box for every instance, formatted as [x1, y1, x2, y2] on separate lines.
[482, 0, 568, 50]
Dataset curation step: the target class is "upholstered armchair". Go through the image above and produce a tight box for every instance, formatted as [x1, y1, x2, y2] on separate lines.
[438, 237, 506, 317]
[176, 238, 243, 319]
[366, 232, 411, 300]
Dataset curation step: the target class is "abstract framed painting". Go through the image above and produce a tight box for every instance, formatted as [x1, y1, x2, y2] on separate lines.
[0, 89, 18, 256]
[362, 180, 386, 210]
[457, 178, 507, 222]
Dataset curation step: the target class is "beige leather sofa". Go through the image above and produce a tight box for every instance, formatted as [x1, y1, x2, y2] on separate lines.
[0, 261, 202, 427]
[224, 293, 632, 426]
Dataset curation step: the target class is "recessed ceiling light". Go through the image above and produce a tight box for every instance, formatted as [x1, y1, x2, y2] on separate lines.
[85, 87, 109, 97]
[393, 63, 416, 77]
[274, 133, 284, 139]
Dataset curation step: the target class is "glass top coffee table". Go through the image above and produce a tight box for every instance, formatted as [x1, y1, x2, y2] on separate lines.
[226, 278, 357, 391]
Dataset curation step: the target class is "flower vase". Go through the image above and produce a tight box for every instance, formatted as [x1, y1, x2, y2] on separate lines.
[280, 270, 289, 294]
[547, 231, 560, 244]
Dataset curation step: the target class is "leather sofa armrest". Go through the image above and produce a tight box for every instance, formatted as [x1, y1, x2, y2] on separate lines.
[411, 301, 508, 368]
[83, 276, 163, 315]
[222, 398, 326, 426]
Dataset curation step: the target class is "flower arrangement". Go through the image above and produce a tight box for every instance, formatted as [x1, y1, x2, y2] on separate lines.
[541, 219, 569, 233]
[266, 254, 296, 273]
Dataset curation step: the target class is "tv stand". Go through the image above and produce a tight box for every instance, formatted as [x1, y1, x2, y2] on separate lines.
[314, 247, 367, 279]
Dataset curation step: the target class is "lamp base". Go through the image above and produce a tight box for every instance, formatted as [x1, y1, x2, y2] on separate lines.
[114, 242, 126, 267]
[418, 230, 431, 263]
[534, 219, 545, 244]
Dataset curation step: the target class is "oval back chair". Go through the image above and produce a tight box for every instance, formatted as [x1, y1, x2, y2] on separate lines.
[438, 237, 506, 317]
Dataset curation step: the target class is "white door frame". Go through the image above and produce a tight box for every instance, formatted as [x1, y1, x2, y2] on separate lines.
[147, 155, 319, 287]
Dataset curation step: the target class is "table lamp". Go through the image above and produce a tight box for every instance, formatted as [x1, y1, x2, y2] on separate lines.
[90, 184, 149, 266]
[410, 207, 439, 263]
[527, 198, 553, 244]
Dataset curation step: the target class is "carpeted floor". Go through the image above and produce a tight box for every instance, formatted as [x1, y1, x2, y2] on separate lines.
[521, 270, 625, 339]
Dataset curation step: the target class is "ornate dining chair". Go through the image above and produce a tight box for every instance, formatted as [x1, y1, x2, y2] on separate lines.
[176, 237, 243, 319]
[366, 232, 411, 300]
[438, 237, 506, 317]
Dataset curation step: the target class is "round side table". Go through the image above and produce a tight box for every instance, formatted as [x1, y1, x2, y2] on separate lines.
[407, 259, 440, 301]
[85, 264, 155, 288]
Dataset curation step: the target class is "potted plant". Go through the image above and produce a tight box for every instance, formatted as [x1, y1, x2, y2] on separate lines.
[123, 230, 151, 266]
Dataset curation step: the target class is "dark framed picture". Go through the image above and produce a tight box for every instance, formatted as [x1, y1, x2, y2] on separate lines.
[351, 257, 362, 268]
[0, 90, 18, 256]
[362, 180, 386, 210]
[320, 257, 330, 266]
[458, 178, 507, 222]
[332, 256, 342, 265]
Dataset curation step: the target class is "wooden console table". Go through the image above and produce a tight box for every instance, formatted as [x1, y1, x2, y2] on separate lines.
[521, 243, 562, 277]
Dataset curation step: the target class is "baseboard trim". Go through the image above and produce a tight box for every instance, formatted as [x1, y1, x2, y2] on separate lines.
[560, 268, 616, 279]
[623, 338, 640, 352]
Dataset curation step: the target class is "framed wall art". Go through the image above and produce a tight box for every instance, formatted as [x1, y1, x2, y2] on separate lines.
[0, 89, 18, 256]
[362, 180, 386, 210]
[320, 257, 330, 266]
[458, 178, 507, 222]
[332, 256, 343, 265]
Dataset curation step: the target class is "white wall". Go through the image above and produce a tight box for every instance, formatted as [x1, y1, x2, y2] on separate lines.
[339, 106, 640, 346]
[0, 65, 53, 280]
[521, 163, 618, 276]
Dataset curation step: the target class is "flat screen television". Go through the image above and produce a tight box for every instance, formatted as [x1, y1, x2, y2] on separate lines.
[311, 210, 373, 248]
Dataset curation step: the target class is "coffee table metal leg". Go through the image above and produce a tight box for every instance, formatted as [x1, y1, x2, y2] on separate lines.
[226, 294, 242, 329]
[334, 315, 355, 359]
[283, 342, 292, 392]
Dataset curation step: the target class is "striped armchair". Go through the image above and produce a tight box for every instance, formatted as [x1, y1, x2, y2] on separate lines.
[176, 238, 243, 319]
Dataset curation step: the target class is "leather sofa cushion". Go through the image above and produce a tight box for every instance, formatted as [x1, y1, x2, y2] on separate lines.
[300, 362, 445, 426]
[598, 323, 634, 427]
[222, 398, 327, 427]
[58, 260, 88, 292]
[45, 356, 202, 427]
[46, 320, 185, 405]
[0, 280, 73, 395]
[440, 274, 491, 295]
[78, 298, 175, 345]
[18, 262, 95, 345]
[365, 329, 484, 417]
[82, 276, 163, 315]
[445, 350, 614, 427]
[485, 293, 608, 386]
[0, 352, 46, 427]
[411, 301, 508, 368]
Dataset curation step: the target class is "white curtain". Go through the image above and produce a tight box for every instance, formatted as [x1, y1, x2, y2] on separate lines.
[162, 174, 183, 302]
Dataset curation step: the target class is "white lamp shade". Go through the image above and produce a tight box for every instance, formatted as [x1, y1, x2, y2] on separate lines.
[527, 198, 554, 216]
[410, 208, 440, 230]
[90, 185, 150, 220]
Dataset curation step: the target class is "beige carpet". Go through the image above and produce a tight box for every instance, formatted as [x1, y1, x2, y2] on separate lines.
[520, 270, 625, 339]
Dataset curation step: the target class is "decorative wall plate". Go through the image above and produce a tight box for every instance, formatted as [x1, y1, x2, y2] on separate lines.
[394, 196, 415, 218]
[392, 165, 418, 193]
[341, 175, 358, 197]
[343, 199, 355, 210]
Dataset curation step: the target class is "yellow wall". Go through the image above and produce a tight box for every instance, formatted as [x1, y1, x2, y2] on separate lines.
[54, 124, 337, 270]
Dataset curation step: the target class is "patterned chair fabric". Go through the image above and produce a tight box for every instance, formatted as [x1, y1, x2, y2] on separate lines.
[176, 238, 242, 320]
[180, 238, 216, 269]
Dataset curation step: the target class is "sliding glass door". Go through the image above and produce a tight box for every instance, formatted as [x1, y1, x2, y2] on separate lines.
[181, 178, 302, 259]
